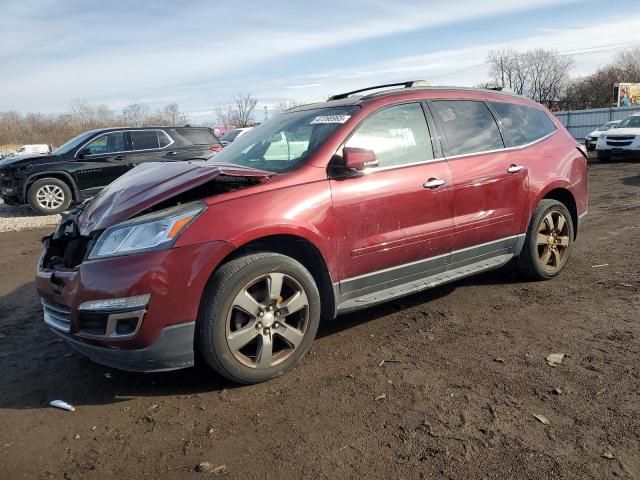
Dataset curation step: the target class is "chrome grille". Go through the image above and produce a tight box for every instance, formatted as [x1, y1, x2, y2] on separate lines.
[606, 135, 635, 147]
[42, 300, 71, 332]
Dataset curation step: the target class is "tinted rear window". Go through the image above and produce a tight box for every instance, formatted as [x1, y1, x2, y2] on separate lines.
[175, 128, 220, 145]
[431, 100, 504, 156]
[490, 102, 556, 146]
[130, 130, 160, 150]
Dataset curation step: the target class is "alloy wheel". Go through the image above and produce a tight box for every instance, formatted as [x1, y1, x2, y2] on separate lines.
[536, 210, 571, 272]
[35, 184, 65, 211]
[225, 272, 309, 369]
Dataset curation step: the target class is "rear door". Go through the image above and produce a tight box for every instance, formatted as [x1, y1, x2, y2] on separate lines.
[330, 102, 454, 296]
[166, 128, 221, 160]
[429, 99, 529, 259]
[73, 131, 130, 191]
[125, 130, 165, 165]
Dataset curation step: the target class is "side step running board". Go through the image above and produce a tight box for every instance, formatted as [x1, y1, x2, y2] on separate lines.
[336, 253, 514, 314]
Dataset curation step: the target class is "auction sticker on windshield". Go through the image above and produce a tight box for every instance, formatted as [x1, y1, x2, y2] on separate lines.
[310, 115, 351, 124]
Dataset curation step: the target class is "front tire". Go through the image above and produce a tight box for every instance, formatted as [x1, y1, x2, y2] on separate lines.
[517, 199, 574, 280]
[27, 178, 72, 215]
[197, 252, 321, 384]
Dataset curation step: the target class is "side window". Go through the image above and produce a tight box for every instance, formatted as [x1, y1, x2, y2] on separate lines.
[345, 103, 434, 168]
[490, 102, 556, 146]
[130, 130, 160, 150]
[431, 100, 504, 156]
[158, 130, 173, 148]
[84, 132, 125, 155]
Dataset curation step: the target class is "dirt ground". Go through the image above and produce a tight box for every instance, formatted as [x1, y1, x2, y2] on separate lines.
[0, 158, 638, 479]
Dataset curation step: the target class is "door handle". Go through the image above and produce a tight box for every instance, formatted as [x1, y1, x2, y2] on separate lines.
[166, 151, 178, 156]
[507, 164, 525, 173]
[114, 155, 126, 161]
[423, 178, 447, 189]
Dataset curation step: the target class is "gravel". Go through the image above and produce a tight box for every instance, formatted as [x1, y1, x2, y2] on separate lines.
[0, 199, 59, 233]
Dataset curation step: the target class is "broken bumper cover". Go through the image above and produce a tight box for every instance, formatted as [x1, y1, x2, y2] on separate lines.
[49, 321, 196, 372]
[36, 238, 236, 372]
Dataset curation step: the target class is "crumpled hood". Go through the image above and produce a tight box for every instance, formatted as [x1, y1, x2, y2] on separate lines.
[0, 153, 58, 169]
[78, 161, 273, 235]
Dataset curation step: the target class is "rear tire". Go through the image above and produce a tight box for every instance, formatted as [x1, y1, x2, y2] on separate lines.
[517, 200, 574, 280]
[27, 178, 72, 215]
[197, 252, 321, 384]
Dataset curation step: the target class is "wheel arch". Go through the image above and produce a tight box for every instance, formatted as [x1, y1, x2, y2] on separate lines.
[212, 234, 337, 322]
[24, 171, 80, 202]
[540, 186, 578, 238]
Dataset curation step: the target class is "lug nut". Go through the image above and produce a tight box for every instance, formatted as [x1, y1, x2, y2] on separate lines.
[273, 322, 279, 329]
[256, 322, 262, 329]
[263, 328, 270, 335]
[267, 305, 273, 311]
[275, 310, 281, 316]
[258, 311, 263, 317]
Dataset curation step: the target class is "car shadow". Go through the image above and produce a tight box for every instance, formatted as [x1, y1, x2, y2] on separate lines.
[0, 267, 523, 409]
[622, 174, 640, 187]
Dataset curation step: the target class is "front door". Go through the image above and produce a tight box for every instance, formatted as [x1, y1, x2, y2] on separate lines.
[429, 99, 529, 259]
[73, 131, 131, 193]
[330, 102, 454, 297]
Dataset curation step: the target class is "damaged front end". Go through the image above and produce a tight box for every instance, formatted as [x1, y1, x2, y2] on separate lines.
[41, 161, 274, 269]
[36, 161, 269, 371]
[42, 203, 97, 270]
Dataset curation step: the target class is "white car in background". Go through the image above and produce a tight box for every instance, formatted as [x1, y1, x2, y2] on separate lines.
[585, 120, 619, 151]
[596, 113, 640, 162]
[15, 144, 52, 155]
[219, 127, 253, 146]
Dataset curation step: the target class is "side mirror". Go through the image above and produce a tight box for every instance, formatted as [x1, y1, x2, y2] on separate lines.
[343, 147, 378, 171]
[77, 148, 91, 158]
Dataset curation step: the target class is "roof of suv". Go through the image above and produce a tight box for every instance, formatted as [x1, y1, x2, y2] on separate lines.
[82, 126, 212, 133]
[288, 82, 529, 113]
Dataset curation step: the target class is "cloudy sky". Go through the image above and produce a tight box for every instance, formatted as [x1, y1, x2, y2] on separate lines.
[1, 0, 640, 122]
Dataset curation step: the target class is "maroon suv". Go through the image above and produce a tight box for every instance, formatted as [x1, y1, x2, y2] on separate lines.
[36, 82, 588, 383]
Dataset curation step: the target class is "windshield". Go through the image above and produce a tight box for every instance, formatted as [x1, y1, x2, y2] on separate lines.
[52, 131, 97, 155]
[598, 121, 618, 130]
[616, 116, 640, 129]
[208, 106, 357, 173]
[220, 129, 243, 142]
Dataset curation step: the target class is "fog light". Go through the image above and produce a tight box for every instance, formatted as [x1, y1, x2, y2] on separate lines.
[79, 294, 150, 312]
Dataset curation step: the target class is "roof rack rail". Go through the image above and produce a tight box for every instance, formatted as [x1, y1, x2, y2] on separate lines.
[327, 80, 429, 101]
[487, 86, 513, 93]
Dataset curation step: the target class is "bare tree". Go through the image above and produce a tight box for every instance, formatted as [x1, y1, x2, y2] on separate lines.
[485, 48, 574, 107]
[525, 49, 575, 107]
[231, 94, 258, 127]
[487, 48, 528, 94]
[215, 94, 258, 127]
[121, 103, 150, 127]
[274, 100, 303, 113]
[162, 103, 188, 126]
[613, 47, 640, 81]
[214, 103, 236, 127]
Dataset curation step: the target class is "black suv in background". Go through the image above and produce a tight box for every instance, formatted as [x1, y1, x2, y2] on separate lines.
[0, 127, 222, 214]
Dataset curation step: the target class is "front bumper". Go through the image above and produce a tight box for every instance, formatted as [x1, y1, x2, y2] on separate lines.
[49, 321, 196, 372]
[584, 138, 598, 151]
[36, 239, 235, 371]
[596, 148, 640, 159]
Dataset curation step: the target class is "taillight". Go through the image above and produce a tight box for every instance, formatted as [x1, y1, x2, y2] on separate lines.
[209, 145, 223, 153]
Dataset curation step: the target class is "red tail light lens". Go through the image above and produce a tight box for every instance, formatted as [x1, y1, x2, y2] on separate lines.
[209, 145, 223, 153]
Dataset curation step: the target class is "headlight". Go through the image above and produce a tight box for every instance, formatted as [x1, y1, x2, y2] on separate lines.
[88, 202, 205, 260]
